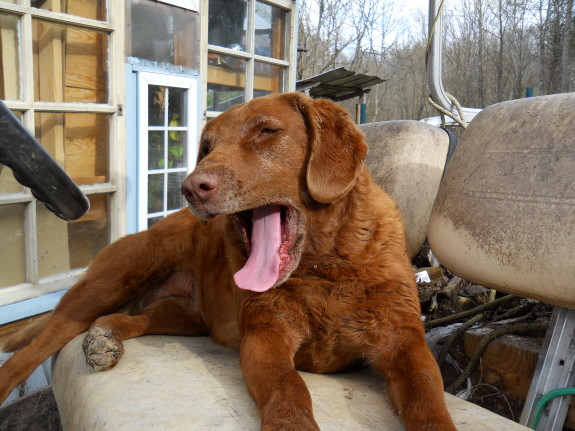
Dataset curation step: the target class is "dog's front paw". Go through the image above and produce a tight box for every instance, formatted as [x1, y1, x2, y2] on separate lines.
[82, 325, 124, 371]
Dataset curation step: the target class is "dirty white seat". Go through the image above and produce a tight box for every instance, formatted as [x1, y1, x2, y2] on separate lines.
[52, 334, 528, 430]
[361, 120, 450, 257]
[428, 92, 575, 429]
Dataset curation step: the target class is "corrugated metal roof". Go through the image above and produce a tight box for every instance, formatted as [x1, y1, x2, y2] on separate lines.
[296, 67, 386, 101]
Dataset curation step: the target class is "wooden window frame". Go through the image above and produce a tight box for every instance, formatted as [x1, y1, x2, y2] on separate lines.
[200, 0, 298, 122]
[0, 0, 125, 323]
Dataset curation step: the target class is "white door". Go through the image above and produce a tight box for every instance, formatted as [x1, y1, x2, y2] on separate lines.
[137, 72, 198, 231]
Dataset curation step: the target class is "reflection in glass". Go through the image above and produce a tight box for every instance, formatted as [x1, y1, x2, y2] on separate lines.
[32, 20, 108, 103]
[168, 131, 187, 169]
[68, 194, 110, 269]
[149, 85, 167, 126]
[129, 0, 199, 69]
[208, 0, 247, 51]
[167, 172, 188, 210]
[255, 1, 286, 60]
[37, 202, 70, 278]
[0, 13, 21, 100]
[207, 59, 246, 112]
[169, 87, 187, 126]
[147, 216, 163, 229]
[34, 0, 107, 21]
[0, 165, 24, 194]
[0, 204, 26, 288]
[148, 174, 164, 213]
[254, 62, 284, 97]
[148, 131, 165, 170]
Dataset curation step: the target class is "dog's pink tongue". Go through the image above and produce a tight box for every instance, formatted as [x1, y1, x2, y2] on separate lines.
[234, 205, 281, 292]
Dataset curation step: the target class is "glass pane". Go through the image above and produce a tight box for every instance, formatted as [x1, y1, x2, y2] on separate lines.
[168, 131, 187, 169]
[34, 0, 107, 21]
[35, 113, 110, 185]
[0, 13, 21, 100]
[129, 0, 200, 70]
[0, 166, 23, 194]
[148, 131, 165, 170]
[38, 194, 111, 277]
[37, 203, 71, 278]
[255, 1, 286, 60]
[254, 62, 284, 97]
[167, 172, 187, 210]
[0, 204, 26, 288]
[168, 87, 187, 126]
[147, 216, 163, 229]
[68, 194, 110, 269]
[207, 57, 246, 111]
[33, 19, 108, 103]
[1, 110, 25, 192]
[149, 85, 166, 126]
[148, 173, 164, 213]
[208, 0, 247, 51]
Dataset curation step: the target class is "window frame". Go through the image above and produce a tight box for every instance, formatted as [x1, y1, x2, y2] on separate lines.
[200, 0, 298, 122]
[0, 0, 125, 323]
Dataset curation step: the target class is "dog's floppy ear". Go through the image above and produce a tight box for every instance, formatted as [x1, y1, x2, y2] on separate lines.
[293, 94, 368, 203]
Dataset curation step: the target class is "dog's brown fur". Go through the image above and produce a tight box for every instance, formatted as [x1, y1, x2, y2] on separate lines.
[0, 93, 455, 430]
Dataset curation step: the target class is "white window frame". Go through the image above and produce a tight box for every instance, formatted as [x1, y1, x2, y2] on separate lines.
[137, 72, 198, 232]
[0, 1, 126, 323]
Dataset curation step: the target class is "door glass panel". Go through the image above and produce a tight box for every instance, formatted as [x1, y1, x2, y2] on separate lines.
[169, 87, 187, 126]
[0, 204, 26, 288]
[148, 131, 165, 170]
[149, 85, 166, 126]
[148, 173, 165, 214]
[168, 131, 187, 169]
[0, 13, 21, 101]
[167, 172, 187, 210]
[32, 19, 109, 103]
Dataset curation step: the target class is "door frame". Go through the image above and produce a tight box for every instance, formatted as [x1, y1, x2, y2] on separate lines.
[136, 71, 199, 232]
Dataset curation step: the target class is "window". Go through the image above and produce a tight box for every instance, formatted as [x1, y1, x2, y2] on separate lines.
[137, 73, 198, 231]
[0, 1, 123, 323]
[204, 0, 296, 117]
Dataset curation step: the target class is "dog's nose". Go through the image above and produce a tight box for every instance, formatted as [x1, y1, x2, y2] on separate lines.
[181, 171, 219, 202]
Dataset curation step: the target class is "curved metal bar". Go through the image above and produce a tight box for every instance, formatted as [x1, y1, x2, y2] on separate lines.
[426, 0, 481, 125]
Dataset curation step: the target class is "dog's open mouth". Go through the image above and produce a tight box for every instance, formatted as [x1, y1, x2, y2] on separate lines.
[232, 204, 300, 292]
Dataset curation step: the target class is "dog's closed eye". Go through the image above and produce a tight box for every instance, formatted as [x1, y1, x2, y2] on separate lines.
[260, 127, 278, 135]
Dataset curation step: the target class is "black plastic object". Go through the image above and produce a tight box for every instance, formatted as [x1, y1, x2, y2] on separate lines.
[0, 100, 90, 220]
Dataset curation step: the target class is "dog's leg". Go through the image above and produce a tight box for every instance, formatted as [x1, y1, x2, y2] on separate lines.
[0, 210, 201, 404]
[240, 323, 320, 431]
[0, 280, 105, 404]
[371, 327, 457, 431]
[83, 297, 209, 371]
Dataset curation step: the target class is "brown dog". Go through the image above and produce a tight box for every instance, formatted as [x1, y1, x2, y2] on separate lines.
[0, 92, 456, 430]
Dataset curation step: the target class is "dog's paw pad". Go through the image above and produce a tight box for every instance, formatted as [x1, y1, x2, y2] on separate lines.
[82, 326, 124, 371]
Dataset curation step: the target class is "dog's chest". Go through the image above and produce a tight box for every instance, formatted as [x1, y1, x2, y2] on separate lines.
[292, 284, 377, 373]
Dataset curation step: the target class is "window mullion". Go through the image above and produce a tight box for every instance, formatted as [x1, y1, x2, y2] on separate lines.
[245, 0, 256, 102]
[24, 199, 39, 285]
